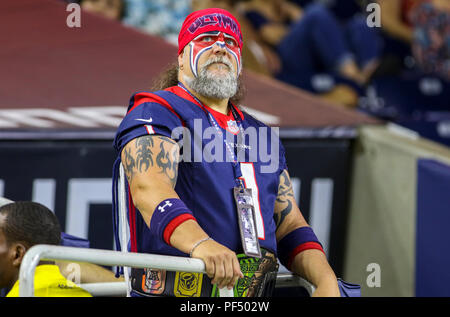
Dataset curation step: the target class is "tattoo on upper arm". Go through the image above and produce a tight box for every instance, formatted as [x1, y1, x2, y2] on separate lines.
[122, 135, 179, 187]
[156, 140, 178, 185]
[122, 147, 136, 184]
[275, 200, 292, 228]
[276, 170, 294, 202]
[135, 134, 154, 173]
[274, 170, 295, 229]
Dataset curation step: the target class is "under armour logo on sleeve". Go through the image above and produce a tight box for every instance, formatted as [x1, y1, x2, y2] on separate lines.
[158, 200, 173, 213]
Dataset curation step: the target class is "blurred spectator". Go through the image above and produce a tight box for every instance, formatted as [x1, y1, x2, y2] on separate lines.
[289, 0, 365, 22]
[376, 0, 420, 74]
[378, 0, 416, 44]
[236, 0, 382, 107]
[410, 0, 450, 80]
[80, 0, 125, 21]
[0, 201, 92, 297]
[355, 0, 449, 147]
[374, 0, 449, 81]
[122, 0, 191, 45]
[0, 198, 12, 297]
[0, 198, 122, 297]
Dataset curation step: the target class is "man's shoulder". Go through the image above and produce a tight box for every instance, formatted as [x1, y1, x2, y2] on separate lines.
[129, 90, 173, 108]
[125, 89, 185, 118]
[240, 108, 271, 128]
[131, 86, 189, 102]
[128, 86, 194, 113]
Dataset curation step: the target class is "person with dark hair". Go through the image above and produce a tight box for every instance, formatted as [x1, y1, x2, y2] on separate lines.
[112, 8, 340, 297]
[0, 201, 91, 297]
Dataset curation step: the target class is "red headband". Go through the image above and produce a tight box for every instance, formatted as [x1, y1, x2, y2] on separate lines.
[178, 8, 243, 56]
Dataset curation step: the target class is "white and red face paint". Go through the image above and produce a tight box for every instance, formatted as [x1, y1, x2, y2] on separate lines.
[188, 31, 242, 78]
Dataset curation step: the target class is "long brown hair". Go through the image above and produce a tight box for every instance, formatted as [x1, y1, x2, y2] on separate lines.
[150, 61, 246, 105]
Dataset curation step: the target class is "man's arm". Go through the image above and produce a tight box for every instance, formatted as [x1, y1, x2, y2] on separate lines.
[122, 135, 242, 289]
[57, 261, 124, 284]
[274, 169, 340, 297]
[121, 134, 181, 225]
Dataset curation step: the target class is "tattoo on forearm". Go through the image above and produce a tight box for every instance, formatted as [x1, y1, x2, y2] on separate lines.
[274, 170, 294, 230]
[123, 135, 179, 187]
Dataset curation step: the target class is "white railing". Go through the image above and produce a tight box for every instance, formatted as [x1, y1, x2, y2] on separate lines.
[18, 244, 315, 297]
[77, 273, 315, 297]
[80, 282, 128, 297]
[18, 244, 233, 297]
[275, 273, 316, 295]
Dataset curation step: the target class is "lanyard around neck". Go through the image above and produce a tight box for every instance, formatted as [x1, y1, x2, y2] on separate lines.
[177, 82, 245, 185]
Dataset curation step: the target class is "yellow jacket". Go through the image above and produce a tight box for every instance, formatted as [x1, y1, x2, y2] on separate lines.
[7, 264, 92, 297]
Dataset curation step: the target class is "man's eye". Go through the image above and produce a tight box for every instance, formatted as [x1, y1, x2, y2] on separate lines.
[201, 36, 214, 42]
[225, 39, 236, 47]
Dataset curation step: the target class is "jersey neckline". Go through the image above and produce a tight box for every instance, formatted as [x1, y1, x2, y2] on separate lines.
[165, 85, 244, 133]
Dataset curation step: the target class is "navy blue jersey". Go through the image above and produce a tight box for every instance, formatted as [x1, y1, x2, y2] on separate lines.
[112, 85, 287, 257]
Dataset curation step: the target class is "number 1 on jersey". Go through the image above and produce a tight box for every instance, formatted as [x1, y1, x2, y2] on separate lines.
[238, 162, 265, 240]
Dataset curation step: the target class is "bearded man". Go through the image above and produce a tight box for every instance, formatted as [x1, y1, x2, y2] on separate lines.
[112, 8, 340, 297]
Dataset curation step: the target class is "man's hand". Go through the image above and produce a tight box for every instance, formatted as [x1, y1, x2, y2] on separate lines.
[191, 239, 244, 290]
[170, 219, 243, 290]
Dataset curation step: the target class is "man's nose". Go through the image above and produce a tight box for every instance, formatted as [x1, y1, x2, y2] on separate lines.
[211, 41, 227, 55]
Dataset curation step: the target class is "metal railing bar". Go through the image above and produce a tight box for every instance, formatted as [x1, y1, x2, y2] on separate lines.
[79, 274, 315, 297]
[275, 273, 316, 296]
[18, 244, 233, 297]
[79, 282, 128, 297]
[118, 163, 131, 297]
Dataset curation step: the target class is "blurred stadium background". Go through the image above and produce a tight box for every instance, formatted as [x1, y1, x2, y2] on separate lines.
[1, 0, 449, 297]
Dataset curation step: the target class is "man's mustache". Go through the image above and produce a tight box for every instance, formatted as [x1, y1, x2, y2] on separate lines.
[202, 56, 234, 71]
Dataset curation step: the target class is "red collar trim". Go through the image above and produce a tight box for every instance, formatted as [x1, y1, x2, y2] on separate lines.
[165, 85, 244, 131]
[165, 86, 202, 108]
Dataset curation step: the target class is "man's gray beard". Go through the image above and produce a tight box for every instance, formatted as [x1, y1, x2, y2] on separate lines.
[184, 57, 238, 100]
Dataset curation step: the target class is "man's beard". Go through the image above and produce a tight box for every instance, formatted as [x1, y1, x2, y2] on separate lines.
[184, 56, 238, 100]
